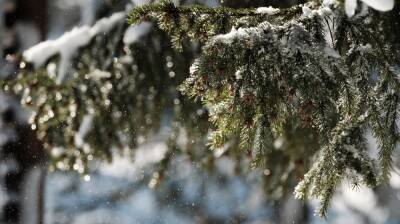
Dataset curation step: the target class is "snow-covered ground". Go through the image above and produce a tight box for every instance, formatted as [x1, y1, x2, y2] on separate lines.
[44, 147, 275, 224]
[43, 139, 400, 224]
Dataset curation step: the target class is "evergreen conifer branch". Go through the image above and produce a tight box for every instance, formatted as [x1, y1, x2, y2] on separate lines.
[128, 0, 304, 49]
[129, 0, 400, 216]
[0, 23, 212, 175]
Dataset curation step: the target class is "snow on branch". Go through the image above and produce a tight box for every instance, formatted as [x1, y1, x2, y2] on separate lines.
[123, 22, 153, 45]
[345, 0, 394, 17]
[23, 12, 125, 83]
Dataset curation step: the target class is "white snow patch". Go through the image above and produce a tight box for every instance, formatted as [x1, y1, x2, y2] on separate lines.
[365, 128, 379, 160]
[99, 139, 168, 179]
[361, 0, 394, 11]
[302, 2, 334, 18]
[133, 141, 168, 168]
[189, 59, 201, 75]
[46, 63, 57, 78]
[123, 22, 153, 45]
[214, 27, 241, 44]
[342, 186, 377, 213]
[302, 6, 312, 17]
[359, 43, 372, 53]
[213, 25, 265, 44]
[213, 141, 233, 158]
[323, 0, 337, 6]
[256, 6, 279, 15]
[131, 0, 152, 6]
[331, 184, 388, 223]
[90, 12, 125, 35]
[345, 0, 394, 17]
[23, 12, 125, 83]
[390, 169, 400, 189]
[324, 46, 341, 58]
[74, 114, 94, 148]
[51, 147, 65, 158]
[345, 0, 358, 17]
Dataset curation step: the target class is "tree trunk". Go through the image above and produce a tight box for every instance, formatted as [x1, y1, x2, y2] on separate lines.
[1, 1, 48, 223]
[1, 117, 48, 224]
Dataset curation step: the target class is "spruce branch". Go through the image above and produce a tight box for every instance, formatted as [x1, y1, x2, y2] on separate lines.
[128, 0, 304, 49]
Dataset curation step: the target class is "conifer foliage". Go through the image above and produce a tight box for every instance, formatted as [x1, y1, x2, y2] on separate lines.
[130, 0, 400, 216]
[1, 0, 400, 218]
